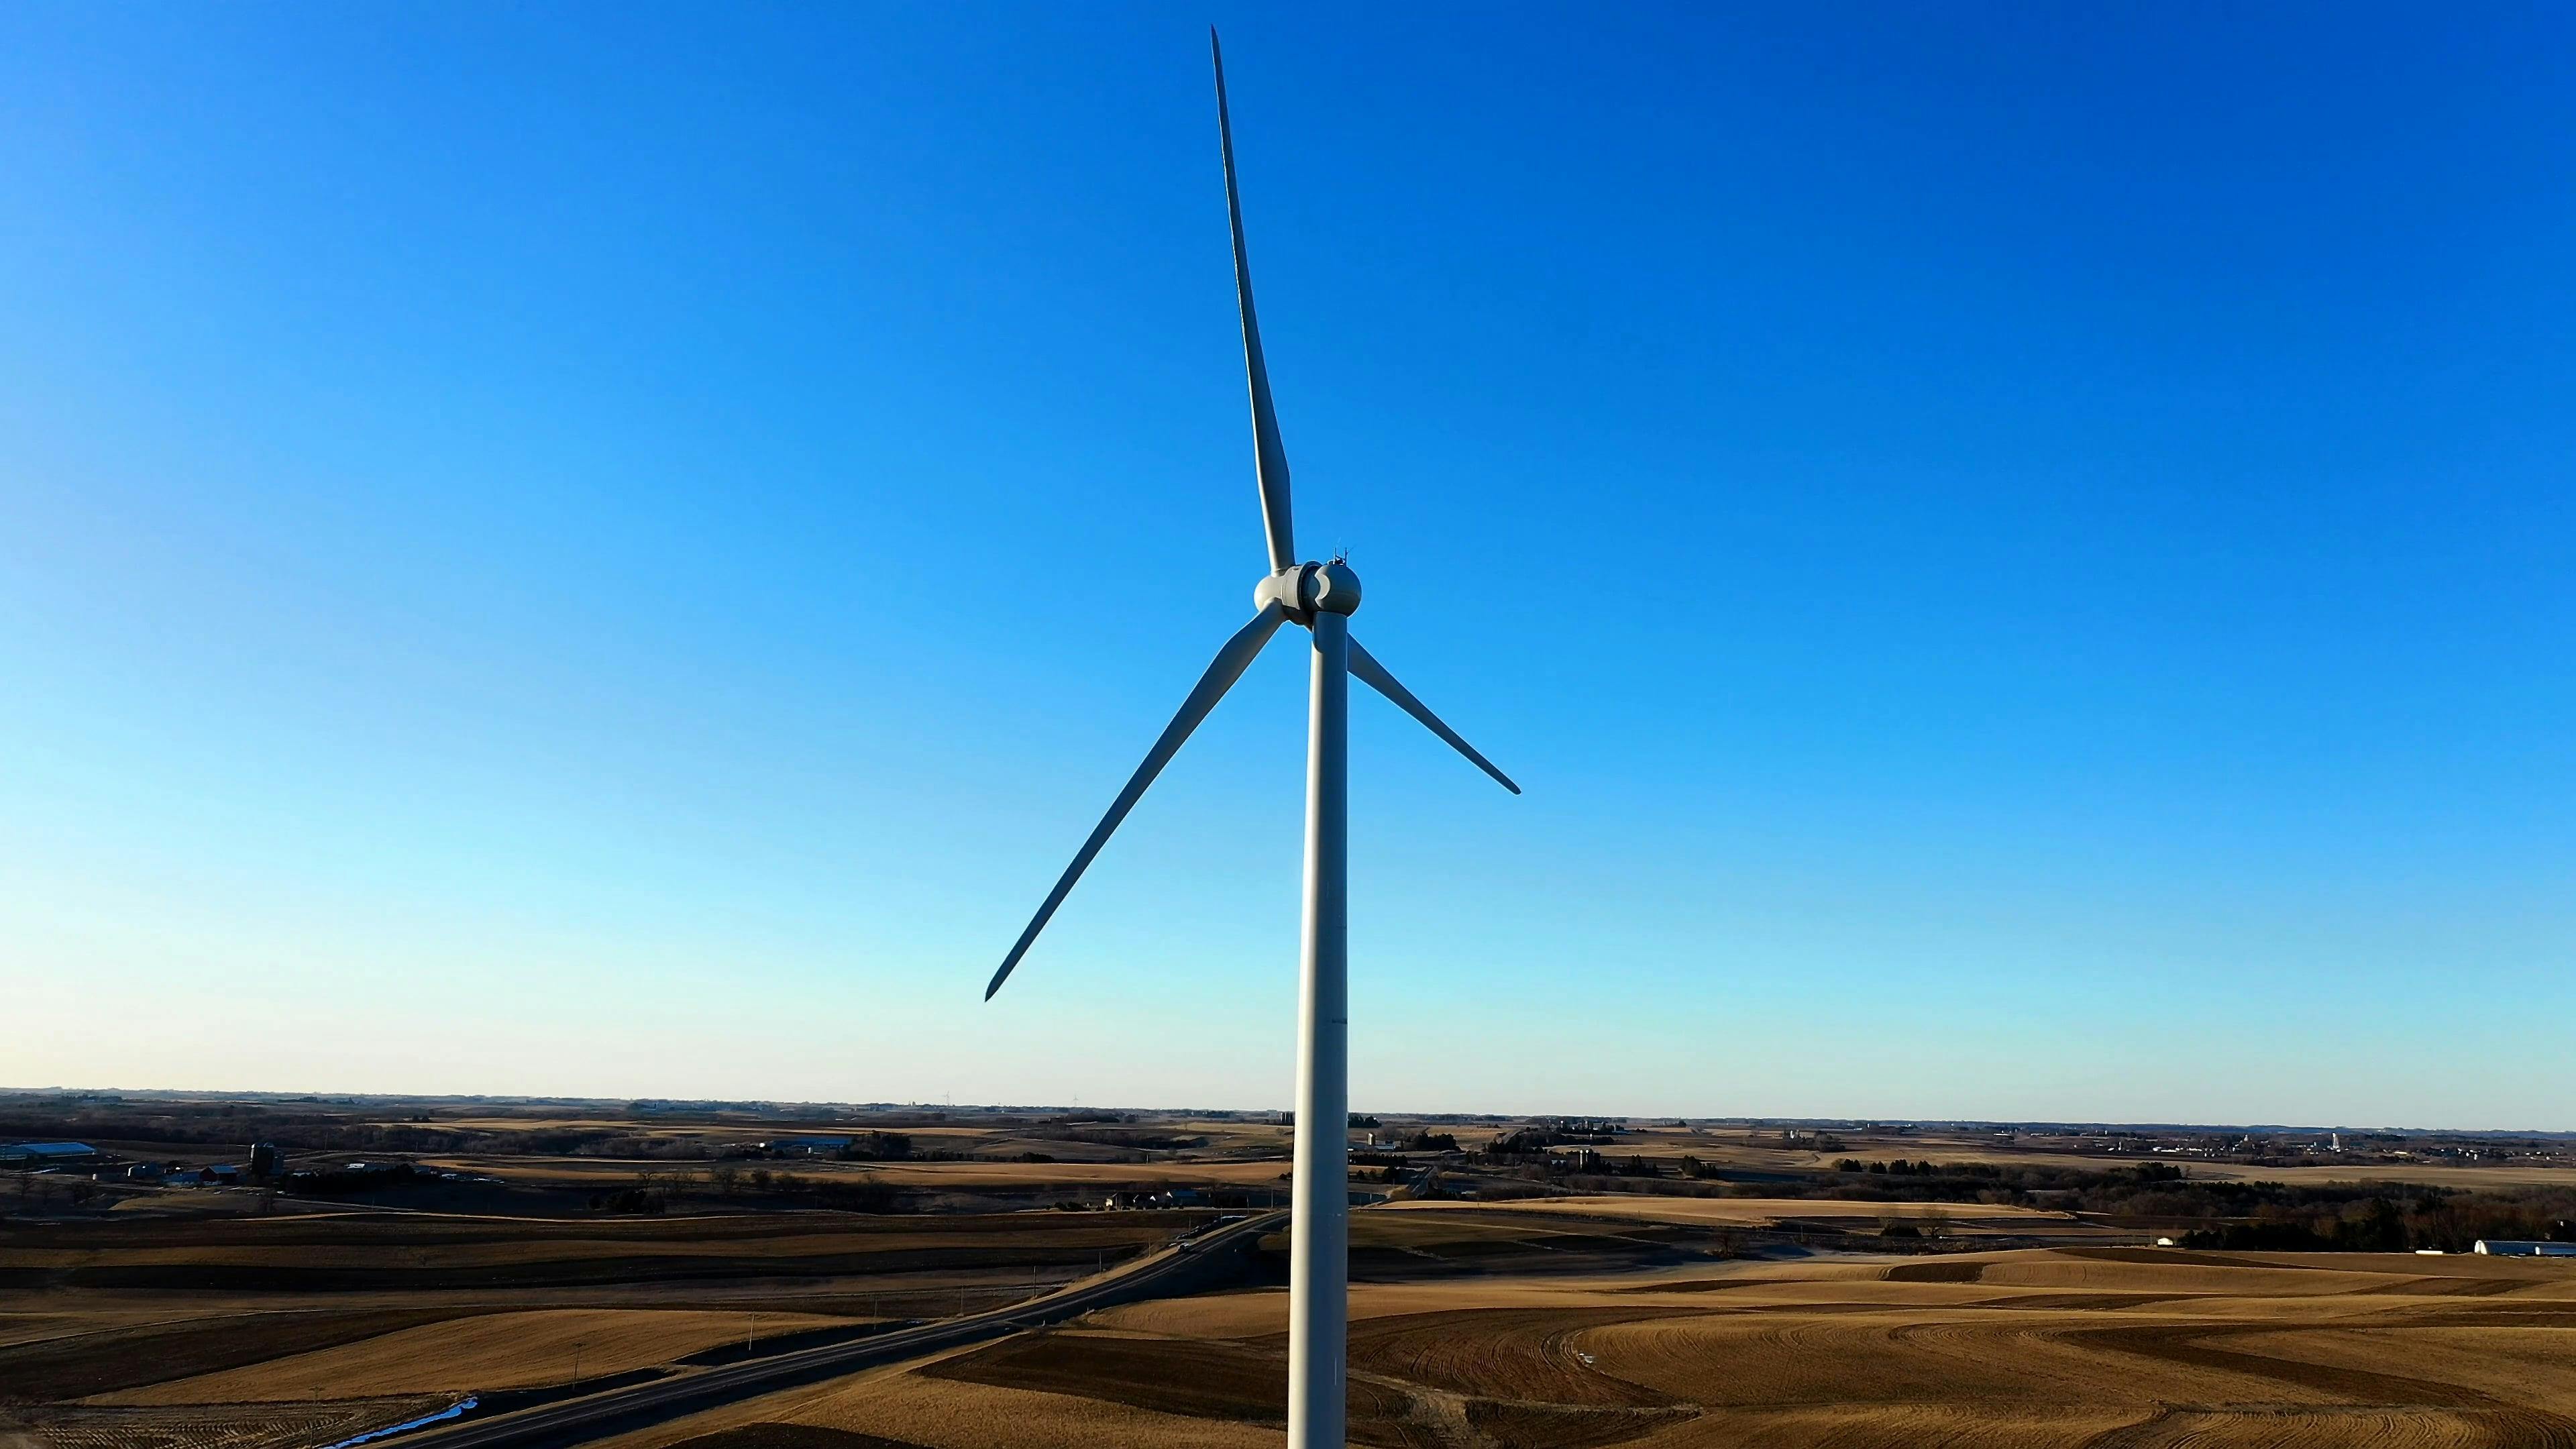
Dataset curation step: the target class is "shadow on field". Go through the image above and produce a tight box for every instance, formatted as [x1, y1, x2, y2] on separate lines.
[666, 1427, 932, 1449]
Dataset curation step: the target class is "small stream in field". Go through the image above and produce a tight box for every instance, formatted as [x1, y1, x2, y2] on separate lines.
[315, 1395, 475, 1448]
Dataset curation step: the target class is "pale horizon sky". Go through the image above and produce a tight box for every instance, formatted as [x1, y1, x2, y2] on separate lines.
[6, 1084, 2563, 1139]
[6, 7, 2571, 1129]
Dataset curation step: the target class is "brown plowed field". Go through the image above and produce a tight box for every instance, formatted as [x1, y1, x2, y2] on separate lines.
[14, 1201, 2574, 1449]
[0, 1397, 452, 1449]
[667, 1430, 932, 1449]
[0, 1212, 1183, 1293]
[0, 1308, 478, 1400]
[101, 1308, 859, 1405]
[596, 1239, 2576, 1449]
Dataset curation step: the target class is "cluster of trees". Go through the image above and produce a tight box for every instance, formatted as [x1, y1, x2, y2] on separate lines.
[1481, 1147, 1684, 1183]
[0, 1100, 966, 1167]
[1831, 1157, 2120, 1179]
[6, 1170, 101, 1213]
[290, 1163, 423, 1196]
[829, 1132, 917, 1161]
[1276, 1113, 1384, 1128]
[2180, 1190, 2576, 1253]
[1482, 1126, 1619, 1157]
[0, 1102, 723, 1161]
[604, 1165, 903, 1214]
[1024, 1126, 1207, 1152]
[1752, 1159, 2190, 1206]
[1483, 1150, 2576, 1254]
[0, 1104, 461, 1153]
[1345, 1134, 1457, 1169]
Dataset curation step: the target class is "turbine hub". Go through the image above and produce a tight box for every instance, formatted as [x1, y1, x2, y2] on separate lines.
[1254, 561, 1362, 623]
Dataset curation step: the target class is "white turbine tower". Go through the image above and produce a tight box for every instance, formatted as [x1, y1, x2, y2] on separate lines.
[983, 32, 1519, 1449]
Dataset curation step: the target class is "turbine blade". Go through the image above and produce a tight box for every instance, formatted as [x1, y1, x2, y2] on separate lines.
[986, 603, 1290, 999]
[1212, 30, 1297, 575]
[1348, 637, 1521, 796]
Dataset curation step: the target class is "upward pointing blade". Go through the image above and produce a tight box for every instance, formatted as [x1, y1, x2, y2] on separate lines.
[1212, 30, 1297, 575]
[985, 602, 1291, 1000]
[1348, 638, 1521, 795]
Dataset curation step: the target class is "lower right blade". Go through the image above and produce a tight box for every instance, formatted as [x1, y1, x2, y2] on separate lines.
[1348, 637, 1521, 795]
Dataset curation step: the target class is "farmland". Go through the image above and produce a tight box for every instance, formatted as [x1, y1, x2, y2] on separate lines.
[3, 1091, 2572, 1448]
[594, 1240, 2576, 1449]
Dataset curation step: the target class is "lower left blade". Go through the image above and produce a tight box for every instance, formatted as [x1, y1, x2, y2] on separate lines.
[985, 602, 1289, 998]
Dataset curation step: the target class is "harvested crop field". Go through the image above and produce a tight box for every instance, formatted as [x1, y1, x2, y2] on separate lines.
[1381, 1195, 2083, 1232]
[423, 1157, 1296, 1191]
[0, 1307, 481, 1401]
[11, 1138, 2574, 1449]
[0, 1210, 1188, 1294]
[0, 1201, 1192, 1449]
[100, 1307, 859, 1404]
[667, 1430, 932, 1449]
[0, 1397, 456, 1449]
[602, 1246, 2576, 1449]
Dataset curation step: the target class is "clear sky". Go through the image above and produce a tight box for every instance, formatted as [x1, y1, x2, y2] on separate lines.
[5, 6, 2570, 1128]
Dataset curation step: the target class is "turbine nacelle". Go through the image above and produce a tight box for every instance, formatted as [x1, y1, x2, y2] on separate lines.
[1255, 560, 1362, 625]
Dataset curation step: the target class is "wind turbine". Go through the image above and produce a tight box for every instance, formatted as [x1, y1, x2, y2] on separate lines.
[982, 32, 1519, 1449]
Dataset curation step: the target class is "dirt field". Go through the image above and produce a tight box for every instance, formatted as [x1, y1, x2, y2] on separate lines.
[420, 1156, 1296, 1191]
[0, 1204, 1196, 1444]
[6, 1095, 2567, 1449]
[0, 1210, 1187, 1290]
[99, 1307, 861, 1404]
[0, 1397, 458, 1449]
[1383, 1195, 2089, 1232]
[1605, 1126, 2576, 1192]
[592, 1245, 2576, 1449]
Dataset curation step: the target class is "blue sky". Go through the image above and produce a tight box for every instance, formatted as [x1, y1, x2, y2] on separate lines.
[4, 6, 2569, 1126]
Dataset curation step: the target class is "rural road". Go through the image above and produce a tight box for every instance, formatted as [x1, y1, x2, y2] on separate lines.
[388, 1210, 1286, 1449]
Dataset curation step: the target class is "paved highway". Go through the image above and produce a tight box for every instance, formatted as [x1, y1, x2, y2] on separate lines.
[391, 1210, 1285, 1449]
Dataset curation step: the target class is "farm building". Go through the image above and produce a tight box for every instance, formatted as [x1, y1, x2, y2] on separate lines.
[0, 1142, 99, 1166]
[1104, 1188, 1207, 1210]
[767, 1136, 854, 1155]
[2473, 1240, 2576, 1257]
